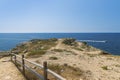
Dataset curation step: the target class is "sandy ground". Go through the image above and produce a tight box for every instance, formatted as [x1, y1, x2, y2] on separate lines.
[28, 39, 120, 80]
[0, 57, 26, 80]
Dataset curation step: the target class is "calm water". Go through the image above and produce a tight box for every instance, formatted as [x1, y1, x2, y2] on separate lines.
[0, 33, 120, 55]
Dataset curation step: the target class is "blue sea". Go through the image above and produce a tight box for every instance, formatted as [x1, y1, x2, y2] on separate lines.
[0, 33, 120, 55]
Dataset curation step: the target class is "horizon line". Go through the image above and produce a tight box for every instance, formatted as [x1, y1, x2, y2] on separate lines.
[0, 32, 120, 33]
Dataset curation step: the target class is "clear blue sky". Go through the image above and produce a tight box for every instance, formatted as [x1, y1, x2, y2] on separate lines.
[0, 0, 120, 33]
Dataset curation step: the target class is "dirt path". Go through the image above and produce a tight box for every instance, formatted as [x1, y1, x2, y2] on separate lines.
[29, 39, 120, 80]
[0, 57, 26, 80]
[55, 39, 63, 49]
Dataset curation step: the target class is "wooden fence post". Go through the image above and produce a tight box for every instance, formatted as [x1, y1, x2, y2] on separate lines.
[22, 55, 25, 76]
[43, 61, 48, 80]
[14, 55, 16, 64]
[11, 54, 12, 62]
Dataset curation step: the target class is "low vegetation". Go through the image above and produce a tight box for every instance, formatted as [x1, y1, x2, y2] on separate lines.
[82, 42, 87, 45]
[74, 47, 83, 51]
[62, 38, 76, 46]
[101, 66, 108, 70]
[9, 38, 120, 80]
[11, 38, 58, 57]
[48, 64, 83, 77]
[49, 56, 58, 60]
[27, 50, 46, 56]
[87, 54, 98, 57]
[100, 51, 110, 55]
[52, 49, 63, 52]
[115, 64, 120, 67]
[25, 69, 39, 80]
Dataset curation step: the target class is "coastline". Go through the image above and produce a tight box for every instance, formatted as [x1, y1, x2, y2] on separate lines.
[9, 38, 120, 80]
[0, 33, 120, 55]
[0, 38, 119, 80]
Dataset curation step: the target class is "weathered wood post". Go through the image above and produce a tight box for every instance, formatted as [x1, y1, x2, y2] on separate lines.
[10, 54, 12, 62]
[14, 55, 16, 64]
[43, 61, 48, 80]
[22, 55, 25, 76]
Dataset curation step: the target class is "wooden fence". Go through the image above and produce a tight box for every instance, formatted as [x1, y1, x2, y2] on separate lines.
[10, 53, 66, 80]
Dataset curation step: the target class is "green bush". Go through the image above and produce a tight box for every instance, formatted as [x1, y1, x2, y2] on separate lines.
[62, 38, 76, 46]
[82, 42, 87, 45]
[101, 66, 108, 70]
[100, 51, 110, 55]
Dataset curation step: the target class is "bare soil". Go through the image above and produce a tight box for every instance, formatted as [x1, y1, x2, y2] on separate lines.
[0, 57, 26, 80]
[27, 39, 120, 80]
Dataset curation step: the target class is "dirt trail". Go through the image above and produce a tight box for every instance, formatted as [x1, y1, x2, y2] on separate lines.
[55, 39, 63, 49]
[0, 57, 26, 80]
[29, 39, 120, 80]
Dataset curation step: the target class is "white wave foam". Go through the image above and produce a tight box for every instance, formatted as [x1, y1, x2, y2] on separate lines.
[77, 40, 107, 43]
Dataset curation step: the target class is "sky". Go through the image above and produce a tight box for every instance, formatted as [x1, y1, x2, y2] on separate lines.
[0, 0, 120, 33]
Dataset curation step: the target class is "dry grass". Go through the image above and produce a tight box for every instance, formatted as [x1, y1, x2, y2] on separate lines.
[25, 69, 40, 80]
[11, 38, 58, 56]
[52, 49, 63, 52]
[27, 50, 46, 56]
[49, 56, 58, 60]
[48, 64, 83, 79]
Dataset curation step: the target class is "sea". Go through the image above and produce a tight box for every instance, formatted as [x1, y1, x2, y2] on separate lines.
[0, 33, 120, 55]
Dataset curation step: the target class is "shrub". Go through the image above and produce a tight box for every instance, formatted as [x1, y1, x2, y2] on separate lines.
[49, 38, 58, 42]
[101, 66, 108, 70]
[62, 38, 76, 46]
[100, 51, 110, 55]
[82, 42, 87, 45]
[30, 39, 41, 43]
[74, 48, 83, 51]
[49, 56, 58, 60]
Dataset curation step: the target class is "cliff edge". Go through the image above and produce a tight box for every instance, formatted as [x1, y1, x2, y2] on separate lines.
[11, 38, 120, 80]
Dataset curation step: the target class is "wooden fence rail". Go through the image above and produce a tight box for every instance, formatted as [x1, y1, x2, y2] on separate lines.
[10, 53, 66, 80]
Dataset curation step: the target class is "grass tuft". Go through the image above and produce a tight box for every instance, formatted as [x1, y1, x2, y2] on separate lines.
[101, 66, 108, 70]
[49, 56, 58, 60]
